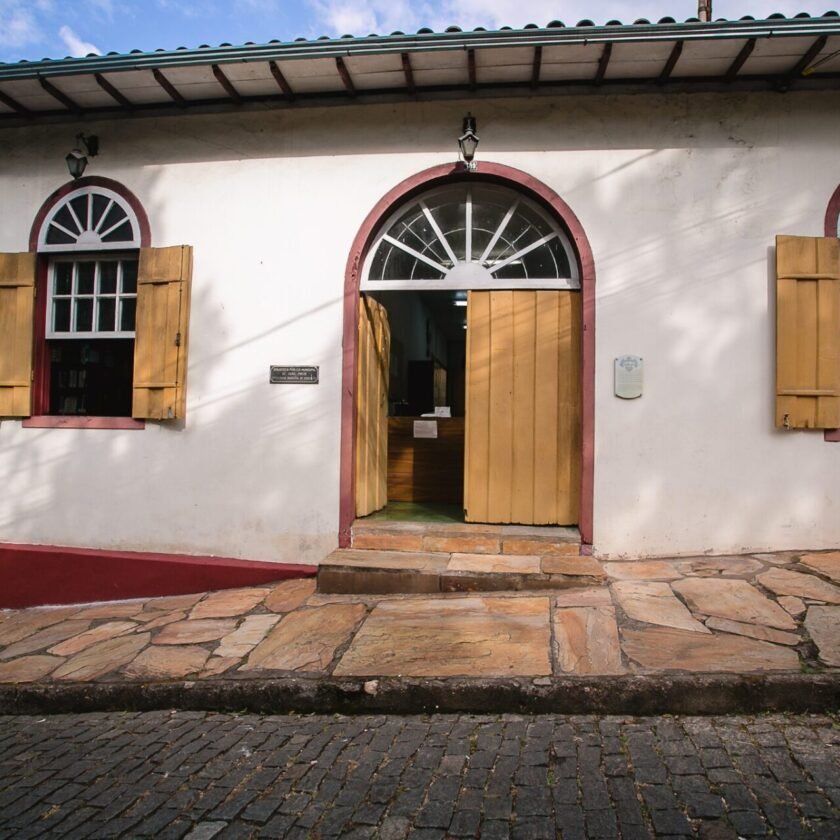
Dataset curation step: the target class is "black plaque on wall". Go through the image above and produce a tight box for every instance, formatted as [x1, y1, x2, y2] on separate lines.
[270, 366, 319, 384]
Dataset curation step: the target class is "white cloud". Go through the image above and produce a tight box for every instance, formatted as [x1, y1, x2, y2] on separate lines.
[59, 24, 101, 56]
[0, 0, 44, 48]
[307, 0, 836, 37]
[305, 0, 689, 36]
[307, 0, 435, 37]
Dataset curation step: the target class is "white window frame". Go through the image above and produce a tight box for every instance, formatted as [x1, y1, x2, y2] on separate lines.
[361, 184, 580, 292]
[38, 186, 142, 253]
[47, 254, 138, 340]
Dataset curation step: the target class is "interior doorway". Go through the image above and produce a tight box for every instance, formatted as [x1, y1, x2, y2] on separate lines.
[355, 286, 581, 526]
[365, 289, 468, 520]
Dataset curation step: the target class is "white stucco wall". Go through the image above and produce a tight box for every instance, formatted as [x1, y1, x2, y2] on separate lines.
[1, 90, 839, 561]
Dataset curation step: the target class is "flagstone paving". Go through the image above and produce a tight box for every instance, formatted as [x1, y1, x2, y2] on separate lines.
[758, 567, 840, 604]
[675, 555, 764, 577]
[48, 620, 137, 655]
[334, 596, 551, 677]
[52, 633, 150, 681]
[672, 578, 797, 630]
[243, 603, 367, 672]
[799, 550, 840, 581]
[1, 548, 840, 685]
[553, 605, 625, 675]
[703, 616, 801, 646]
[123, 644, 210, 680]
[804, 606, 840, 667]
[611, 580, 709, 633]
[621, 627, 801, 672]
[603, 560, 682, 580]
[779, 595, 807, 616]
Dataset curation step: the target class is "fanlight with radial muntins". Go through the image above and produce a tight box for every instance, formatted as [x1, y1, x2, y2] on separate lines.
[362, 183, 579, 290]
[38, 187, 141, 252]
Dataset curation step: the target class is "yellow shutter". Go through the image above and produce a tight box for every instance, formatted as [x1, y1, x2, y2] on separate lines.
[355, 295, 390, 516]
[133, 245, 192, 420]
[464, 290, 581, 525]
[0, 253, 36, 417]
[776, 235, 840, 429]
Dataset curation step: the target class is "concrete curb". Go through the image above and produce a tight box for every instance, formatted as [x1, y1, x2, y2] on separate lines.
[2, 673, 839, 716]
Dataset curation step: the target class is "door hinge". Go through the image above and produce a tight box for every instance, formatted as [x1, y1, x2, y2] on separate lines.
[175, 332, 181, 347]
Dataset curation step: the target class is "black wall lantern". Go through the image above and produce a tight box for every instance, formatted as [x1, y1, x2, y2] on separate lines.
[458, 113, 479, 171]
[65, 132, 99, 179]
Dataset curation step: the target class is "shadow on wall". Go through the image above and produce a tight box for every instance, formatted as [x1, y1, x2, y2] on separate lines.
[0, 165, 344, 568]
[3, 89, 838, 563]
[581, 142, 838, 556]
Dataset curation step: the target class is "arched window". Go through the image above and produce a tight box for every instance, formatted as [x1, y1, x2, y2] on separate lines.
[36, 187, 142, 418]
[38, 186, 141, 252]
[1, 178, 191, 427]
[362, 183, 579, 291]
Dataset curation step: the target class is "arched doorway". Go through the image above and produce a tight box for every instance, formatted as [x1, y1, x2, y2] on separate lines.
[339, 162, 596, 548]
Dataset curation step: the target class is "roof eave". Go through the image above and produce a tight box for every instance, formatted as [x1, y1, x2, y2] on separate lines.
[2, 17, 840, 82]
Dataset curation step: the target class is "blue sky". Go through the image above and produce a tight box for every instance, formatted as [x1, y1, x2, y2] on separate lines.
[0, 0, 834, 63]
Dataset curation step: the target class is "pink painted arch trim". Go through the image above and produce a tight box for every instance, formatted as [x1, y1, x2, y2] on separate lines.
[825, 184, 840, 441]
[824, 183, 840, 239]
[23, 416, 145, 429]
[339, 161, 596, 547]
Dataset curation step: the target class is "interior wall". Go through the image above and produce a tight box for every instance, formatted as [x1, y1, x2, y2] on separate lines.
[371, 291, 450, 414]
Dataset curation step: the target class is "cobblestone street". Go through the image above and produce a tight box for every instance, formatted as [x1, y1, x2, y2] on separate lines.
[1, 713, 838, 839]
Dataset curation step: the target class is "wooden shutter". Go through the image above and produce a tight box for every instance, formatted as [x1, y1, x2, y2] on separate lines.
[133, 245, 192, 420]
[355, 295, 390, 517]
[0, 253, 36, 417]
[776, 235, 840, 429]
[464, 290, 581, 525]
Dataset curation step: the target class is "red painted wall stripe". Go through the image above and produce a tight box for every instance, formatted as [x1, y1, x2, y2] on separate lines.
[0, 542, 316, 609]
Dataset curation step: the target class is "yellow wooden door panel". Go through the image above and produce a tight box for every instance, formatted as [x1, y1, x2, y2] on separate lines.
[133, 246, 192, 420]
[355, 295, 390, 517]
[532, 291, 561, 522]
[0, 252, 36, 417]
[511, 292, 536, 523]
[776, 235, 840, 429]
[488, 291, 514, 521]
[465, 289, 581, 525]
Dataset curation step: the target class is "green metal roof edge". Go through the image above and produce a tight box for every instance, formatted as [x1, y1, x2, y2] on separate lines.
[1, 16, 839, 81]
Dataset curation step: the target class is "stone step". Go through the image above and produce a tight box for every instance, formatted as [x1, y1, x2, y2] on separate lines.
[350, 520, 581, 557]
[317, 548, 606, 595]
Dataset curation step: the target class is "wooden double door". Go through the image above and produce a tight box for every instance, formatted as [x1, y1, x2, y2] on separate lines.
[355, 290, 581, 525]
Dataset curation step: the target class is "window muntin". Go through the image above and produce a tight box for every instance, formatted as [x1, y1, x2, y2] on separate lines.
[47, 256, 138, 339]
[46, 255, 137, 417]
[38, 187, 141, 252]
[362, 184, 579, 291]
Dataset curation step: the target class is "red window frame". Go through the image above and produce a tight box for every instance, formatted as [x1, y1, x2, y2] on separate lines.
[23, 176, 151, 430]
